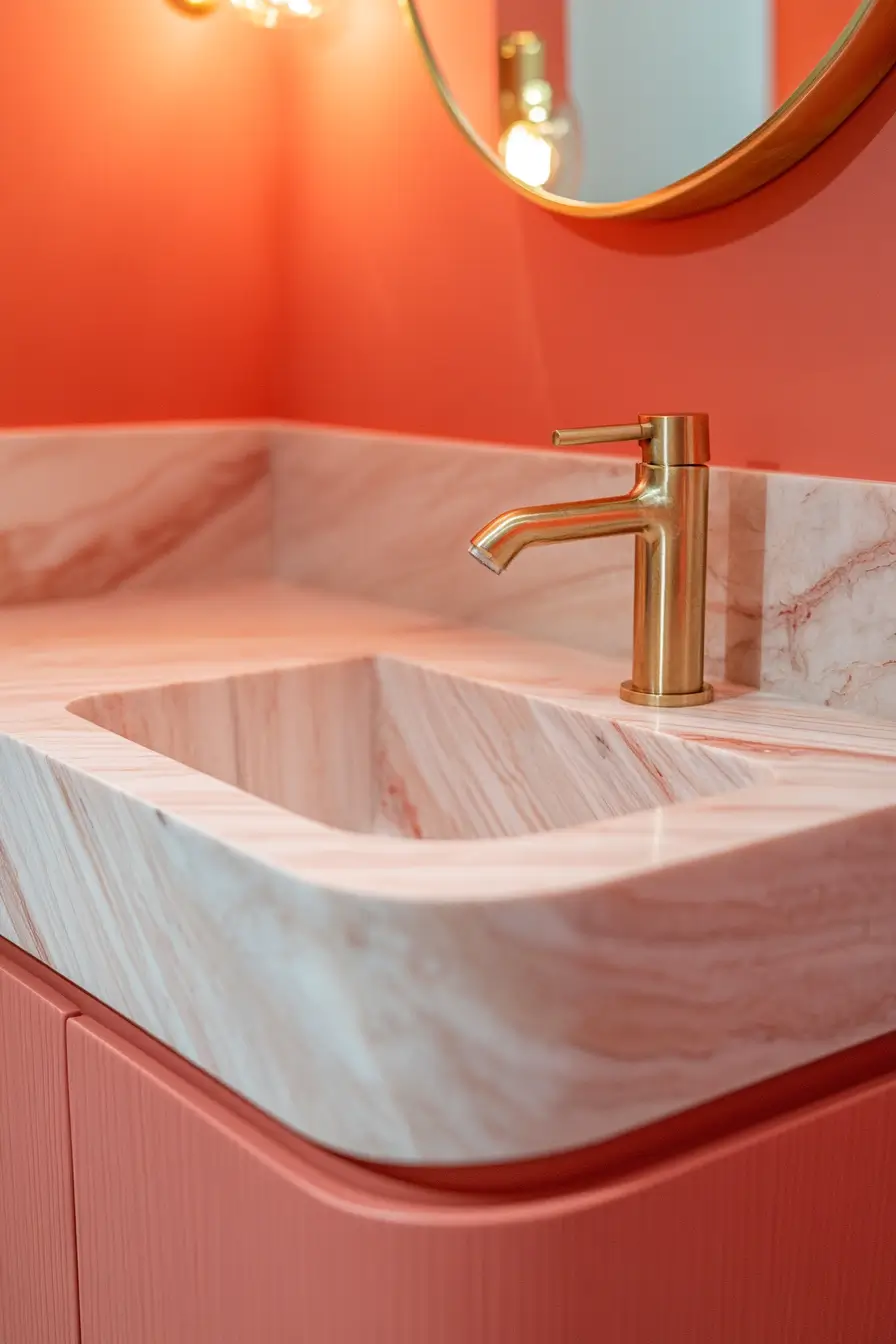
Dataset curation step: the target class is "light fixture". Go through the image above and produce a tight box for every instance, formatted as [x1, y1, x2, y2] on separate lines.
[164, 0, 322, 23]
[165, 0, 221, 16]
[498, 32, 580, 194]
[230, 0, 321, 25]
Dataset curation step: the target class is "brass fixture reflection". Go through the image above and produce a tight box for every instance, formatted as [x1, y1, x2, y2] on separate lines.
[497, 31, 578, 192]
[469, 415, 714, 708]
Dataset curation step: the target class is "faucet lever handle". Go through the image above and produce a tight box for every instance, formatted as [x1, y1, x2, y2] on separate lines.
[552, 421, 653, 449]
[552, 413, 710, 466]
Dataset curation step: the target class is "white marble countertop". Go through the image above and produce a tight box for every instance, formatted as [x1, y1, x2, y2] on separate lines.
[1, 580, 895, 1165]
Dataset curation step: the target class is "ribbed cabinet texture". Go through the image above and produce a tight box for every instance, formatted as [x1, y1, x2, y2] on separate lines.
[66, 1016, 896, 1344]
[0, 956, 80, 1344]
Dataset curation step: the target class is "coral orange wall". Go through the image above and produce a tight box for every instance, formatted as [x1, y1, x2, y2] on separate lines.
[776, 0, 860, 103]
[423, 0, 497, 142]
[0, 0, 284, 428]
[4, 0, 894, 484]
[281, 0, 896, 482]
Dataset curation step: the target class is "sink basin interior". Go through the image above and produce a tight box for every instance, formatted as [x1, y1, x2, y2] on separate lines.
[69, 657, 770, 842]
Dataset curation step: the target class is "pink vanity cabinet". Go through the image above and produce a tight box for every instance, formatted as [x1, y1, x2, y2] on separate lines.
[67, 1020, 896, 1344]
[0, 960, 80, 1344]
[3, 940, 896, 1343]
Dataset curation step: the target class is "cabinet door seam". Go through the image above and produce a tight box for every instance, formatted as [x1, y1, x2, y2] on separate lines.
[63, 1012, 86, 1344]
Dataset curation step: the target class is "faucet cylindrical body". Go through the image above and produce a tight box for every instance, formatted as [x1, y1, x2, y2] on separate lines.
[625, 461, 710, 707]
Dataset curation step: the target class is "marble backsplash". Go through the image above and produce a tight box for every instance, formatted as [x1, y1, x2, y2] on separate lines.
[0, 421, 891, 721]
[0, 424, 271, 603]
[271, 426, 896, 722]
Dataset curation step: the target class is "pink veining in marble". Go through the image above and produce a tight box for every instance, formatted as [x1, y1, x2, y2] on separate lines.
[0, 424, 271, 604]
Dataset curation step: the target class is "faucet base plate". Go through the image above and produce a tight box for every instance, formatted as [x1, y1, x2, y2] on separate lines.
[619, 681, 714, 709]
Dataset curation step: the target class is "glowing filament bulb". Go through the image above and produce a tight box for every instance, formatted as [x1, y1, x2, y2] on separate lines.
[499, 121, 556, 189]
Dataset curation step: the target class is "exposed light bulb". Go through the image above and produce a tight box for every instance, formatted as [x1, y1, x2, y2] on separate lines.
[231, 0, 321, 26]
[499, 121, 556, 190]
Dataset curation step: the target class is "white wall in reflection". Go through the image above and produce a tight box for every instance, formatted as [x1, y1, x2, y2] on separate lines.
[570, 0, 772, 201]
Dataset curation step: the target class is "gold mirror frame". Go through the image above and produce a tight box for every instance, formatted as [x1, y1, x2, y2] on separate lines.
[402, 0, 896, 218]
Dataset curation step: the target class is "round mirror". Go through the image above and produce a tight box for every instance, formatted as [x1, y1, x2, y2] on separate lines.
[404, 0, 896, 217]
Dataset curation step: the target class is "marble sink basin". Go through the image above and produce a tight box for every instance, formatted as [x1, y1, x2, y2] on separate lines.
[5, 585, 896, 1165]
[70, 656, 768, 842]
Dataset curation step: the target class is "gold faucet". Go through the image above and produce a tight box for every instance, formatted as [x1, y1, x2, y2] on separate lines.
[469, 414, 713, 707]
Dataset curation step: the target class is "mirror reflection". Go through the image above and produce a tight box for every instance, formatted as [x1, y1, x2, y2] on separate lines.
[411, 0, 862, 202]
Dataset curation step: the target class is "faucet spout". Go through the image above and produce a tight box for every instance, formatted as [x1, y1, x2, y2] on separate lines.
[469, 484, 655, 574]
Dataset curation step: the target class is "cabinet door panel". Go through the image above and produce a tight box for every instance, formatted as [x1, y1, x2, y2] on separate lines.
[69, 1016, 896, 1344]
[0, 958, 80, 1344]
